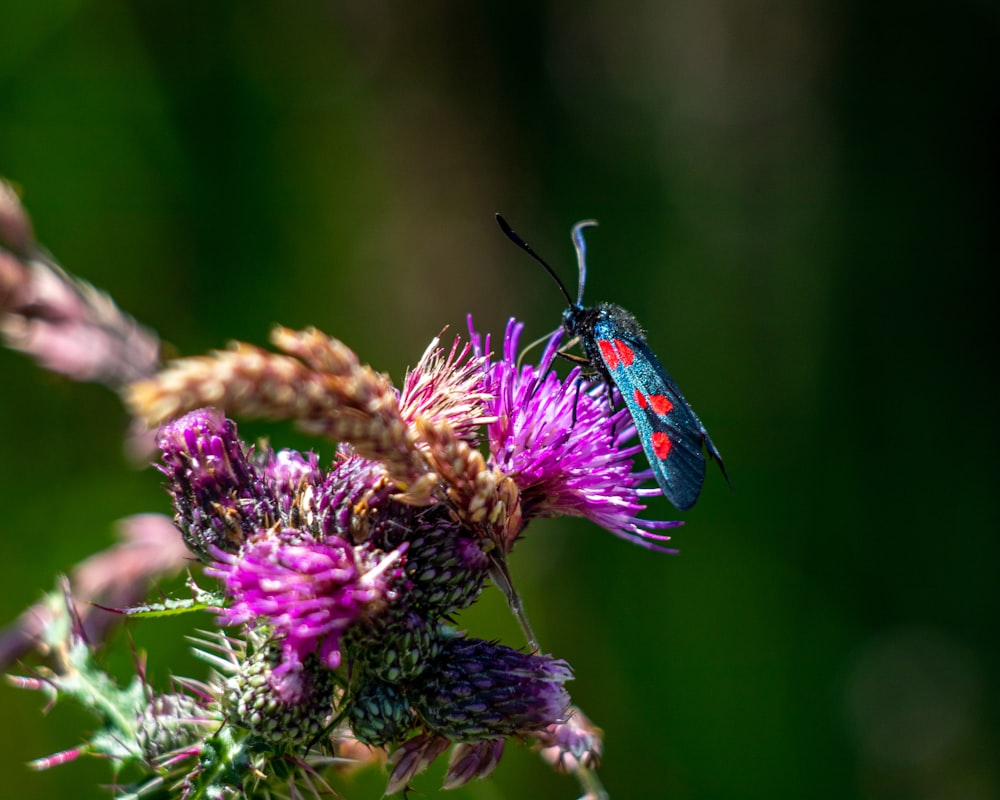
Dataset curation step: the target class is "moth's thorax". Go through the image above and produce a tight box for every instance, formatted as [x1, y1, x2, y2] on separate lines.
[562, 304, 598, 338]
[563, 302, 646, 342]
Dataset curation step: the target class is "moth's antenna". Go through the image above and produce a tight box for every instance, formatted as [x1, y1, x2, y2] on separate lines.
[571, 220, 598, 306]
[495, 213, 574, 308]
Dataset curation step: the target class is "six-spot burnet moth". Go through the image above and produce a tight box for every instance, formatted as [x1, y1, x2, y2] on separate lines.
[496, 214, 730, 511]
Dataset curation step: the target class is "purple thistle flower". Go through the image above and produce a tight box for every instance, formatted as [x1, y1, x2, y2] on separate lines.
[472, 317, 681, 551]
[315, 451, 396, 541]
[262, 448, 322, 488]
[156, 408, 278, 558]
[206, 529, 405, 675]
[261, 448, 322, 528]
[409, 635, 573, 741]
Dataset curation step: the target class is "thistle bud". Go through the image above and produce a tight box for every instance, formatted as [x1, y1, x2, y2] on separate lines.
[410, 636, 572, 741]
[347, 675, 416, 747]
[136, 692, 216, 764]
[396, 513, 490, 617]
[350, 609, 445, 683]
[223, 645, 336, 747]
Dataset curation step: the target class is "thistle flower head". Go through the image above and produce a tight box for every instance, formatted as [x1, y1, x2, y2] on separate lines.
[315, 450, 397, 541]
[206, 527, 405, 675]
[135, 692, 219, 765]
[474, 317, 681, 551]
[156, 407, 276, 557]
[399, 333, 494, 443]
[409, 635, 573, 741]
[261, 448, 323, 527]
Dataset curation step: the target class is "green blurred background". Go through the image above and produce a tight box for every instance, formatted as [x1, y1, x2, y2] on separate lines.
[1, 2, 996, 799]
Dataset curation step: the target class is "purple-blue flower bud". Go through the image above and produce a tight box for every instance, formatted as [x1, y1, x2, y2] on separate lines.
[410, 636, 573, 741]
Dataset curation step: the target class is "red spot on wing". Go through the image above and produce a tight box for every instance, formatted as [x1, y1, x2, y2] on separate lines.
[613, 340, 635, 366]
[598, 339, 619, 370]
[634, 389, 648, 408]
[651, 431, 672, 460]
[648, 394, 674, 416]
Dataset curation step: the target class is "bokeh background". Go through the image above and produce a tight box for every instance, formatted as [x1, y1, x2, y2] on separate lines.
[1, 3, 996, 799]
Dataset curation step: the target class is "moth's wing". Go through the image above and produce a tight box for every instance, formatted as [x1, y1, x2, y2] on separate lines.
[592, 321, 721, 510]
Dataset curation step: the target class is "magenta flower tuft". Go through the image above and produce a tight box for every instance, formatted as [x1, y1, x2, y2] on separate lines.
[472, 317, 680, 551]
[207, 529, 405, 675]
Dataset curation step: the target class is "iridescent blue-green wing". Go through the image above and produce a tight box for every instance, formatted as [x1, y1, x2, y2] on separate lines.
[591, 318, 726, 510]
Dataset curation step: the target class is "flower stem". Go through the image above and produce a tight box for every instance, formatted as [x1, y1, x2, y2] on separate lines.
[575, 763, 609, 800]
[488, 551, 538, 652]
